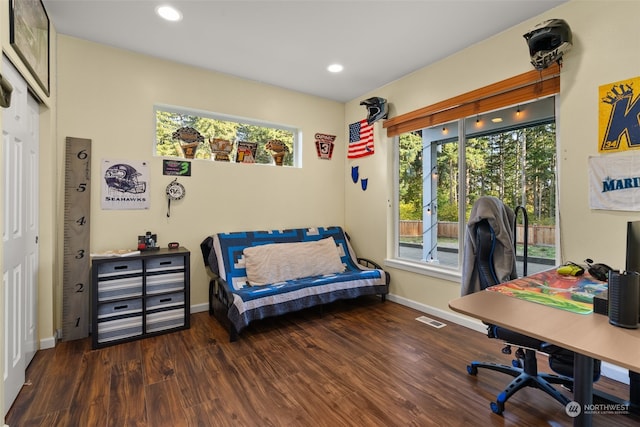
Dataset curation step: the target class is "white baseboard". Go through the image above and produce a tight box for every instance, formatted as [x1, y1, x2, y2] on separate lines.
[387, 293, 486, 334]
[387, 293, 631, 385]
[191, 302, 209, 313]
[600, 362, 630, 384]
[39, 335, 56, 350]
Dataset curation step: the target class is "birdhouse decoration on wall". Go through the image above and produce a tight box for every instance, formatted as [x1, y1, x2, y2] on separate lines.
[172, 126, 204, 159]
[209, 138, 234, 161]
[265, 139, 289, 166]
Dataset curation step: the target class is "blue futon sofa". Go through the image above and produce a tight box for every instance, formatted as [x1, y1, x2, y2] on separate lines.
[200, 226, 390, 341]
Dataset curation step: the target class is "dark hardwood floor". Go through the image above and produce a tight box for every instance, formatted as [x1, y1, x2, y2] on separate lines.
[6, 297, 638, 426]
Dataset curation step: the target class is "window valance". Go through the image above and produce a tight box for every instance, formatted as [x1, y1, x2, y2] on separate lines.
[383, 63, 560, 137]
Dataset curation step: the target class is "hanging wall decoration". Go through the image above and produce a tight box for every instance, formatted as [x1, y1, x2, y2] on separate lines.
[351, 165, 368, 191]
[315, 133, 335, 160]
[523, 19, 572, 71]
[236, 141, 257, 163]
[360, 97, 389, 124]
[163, 159, 191, 176]
[588, 152, 640, 211]
[265, 139, 289, 166]
[351, 166, 359, 183]
[172, 126, 204, 159]
[348, 119, 374, 159]
[598, 76, 640, 153]
[101, 159, 150, 210]
[10, 0, 50, 95]
[165, 178, 185, 218]
[209, 138, 234, 161]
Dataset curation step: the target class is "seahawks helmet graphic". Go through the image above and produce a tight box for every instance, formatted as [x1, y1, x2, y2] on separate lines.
[104, 163, 146, 194]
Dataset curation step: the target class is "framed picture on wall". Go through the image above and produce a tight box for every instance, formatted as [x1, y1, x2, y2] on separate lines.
[9, 0, 50, 96]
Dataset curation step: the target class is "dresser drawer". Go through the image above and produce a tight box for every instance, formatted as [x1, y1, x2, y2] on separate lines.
[146, 272, 185, 294]
[145, 256, 184, 273]
[97, 276, 143, 301]
[146, 308, 185, 333]
[97, 298, 143, 320]
[97, 259, 143, 278]
[146, 292, 184, 311]
[97, 315, 143, 343]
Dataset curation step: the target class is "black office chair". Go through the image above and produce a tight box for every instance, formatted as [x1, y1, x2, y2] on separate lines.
[465, 213, 601, 415]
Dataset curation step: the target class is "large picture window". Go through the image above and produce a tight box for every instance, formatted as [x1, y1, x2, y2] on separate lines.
[155, 105, 299, 167]
[395, 97, 558, 277]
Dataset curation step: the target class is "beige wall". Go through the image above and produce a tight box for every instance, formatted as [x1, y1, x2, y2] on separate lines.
[56, 36, 346, 322]
[344, 0, 640, 320]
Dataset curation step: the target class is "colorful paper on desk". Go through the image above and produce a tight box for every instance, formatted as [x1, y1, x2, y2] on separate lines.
[487, 269, 608, 314]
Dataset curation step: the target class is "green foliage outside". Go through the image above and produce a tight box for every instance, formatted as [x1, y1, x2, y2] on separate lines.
[399, 122, 557, 260]
[155, 110, 295, 165]
[399, 123, 556, 226]
[398, 131, 423, 220]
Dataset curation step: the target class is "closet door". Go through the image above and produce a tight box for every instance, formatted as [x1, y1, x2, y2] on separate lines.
[2, 57, 39, 414]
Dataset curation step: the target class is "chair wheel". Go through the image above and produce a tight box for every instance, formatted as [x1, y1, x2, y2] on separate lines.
[467, 365, 478, 375]
[490, 401, 504, 415]
[511, 359, 522, 368]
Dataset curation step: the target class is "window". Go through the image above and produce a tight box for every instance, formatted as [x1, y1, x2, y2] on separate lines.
[154, 105, 299, 166]
[395, 97, 557, 277]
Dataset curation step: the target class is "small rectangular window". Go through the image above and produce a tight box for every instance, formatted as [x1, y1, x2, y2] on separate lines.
[154, 105, 299, 167]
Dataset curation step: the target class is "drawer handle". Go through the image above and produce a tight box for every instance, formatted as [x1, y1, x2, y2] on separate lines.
[114, 265, 128, 270]
[159, 261, 172, 266]
[114, 304, 128, 310]
[159, 298, 172, 303]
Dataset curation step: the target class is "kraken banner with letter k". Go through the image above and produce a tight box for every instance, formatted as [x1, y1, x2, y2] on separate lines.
[599, 76, 640, 153]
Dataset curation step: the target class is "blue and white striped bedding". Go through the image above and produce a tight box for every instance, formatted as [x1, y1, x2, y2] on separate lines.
[205, 226, 388, 334]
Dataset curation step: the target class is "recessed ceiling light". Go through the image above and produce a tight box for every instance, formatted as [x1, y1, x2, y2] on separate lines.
[327, 64, 344, 73]
[156, 5, 182, 22]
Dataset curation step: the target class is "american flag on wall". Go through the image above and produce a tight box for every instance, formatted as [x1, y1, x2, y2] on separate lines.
[348, 119, 374, 158]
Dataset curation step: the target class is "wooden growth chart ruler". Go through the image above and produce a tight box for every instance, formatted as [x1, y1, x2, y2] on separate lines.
[62, 137, 92, 341]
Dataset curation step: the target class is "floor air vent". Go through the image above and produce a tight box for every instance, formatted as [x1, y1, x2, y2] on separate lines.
[415, 316, 446, 328]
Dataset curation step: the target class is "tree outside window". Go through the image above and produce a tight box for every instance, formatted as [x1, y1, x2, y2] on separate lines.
[397, 97, 557, 273]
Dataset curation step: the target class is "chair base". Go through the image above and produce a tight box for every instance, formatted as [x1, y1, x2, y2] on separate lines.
[467, 348, 573, 415]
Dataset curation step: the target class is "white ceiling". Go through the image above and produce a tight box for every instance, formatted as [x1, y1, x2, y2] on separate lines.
[42, 0, 568, 103]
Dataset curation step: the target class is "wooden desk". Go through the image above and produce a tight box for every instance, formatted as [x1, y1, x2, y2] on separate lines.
[449, 290, 640, 427]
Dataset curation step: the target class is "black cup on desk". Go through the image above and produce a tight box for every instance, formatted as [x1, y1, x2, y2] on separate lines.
[608, 270, 640, 329]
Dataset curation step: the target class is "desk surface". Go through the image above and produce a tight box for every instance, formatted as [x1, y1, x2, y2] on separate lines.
[449, 290, 640, 373]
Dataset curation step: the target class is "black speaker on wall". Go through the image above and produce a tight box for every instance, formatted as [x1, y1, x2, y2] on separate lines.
[608, 270, 640, 329]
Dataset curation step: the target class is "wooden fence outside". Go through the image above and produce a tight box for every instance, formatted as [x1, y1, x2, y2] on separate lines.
[400, 220, 555, 246]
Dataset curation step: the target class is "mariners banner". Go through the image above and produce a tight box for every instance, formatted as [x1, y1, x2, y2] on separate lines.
[599, 76, 640, 153]
[589, 153, 640, 211]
